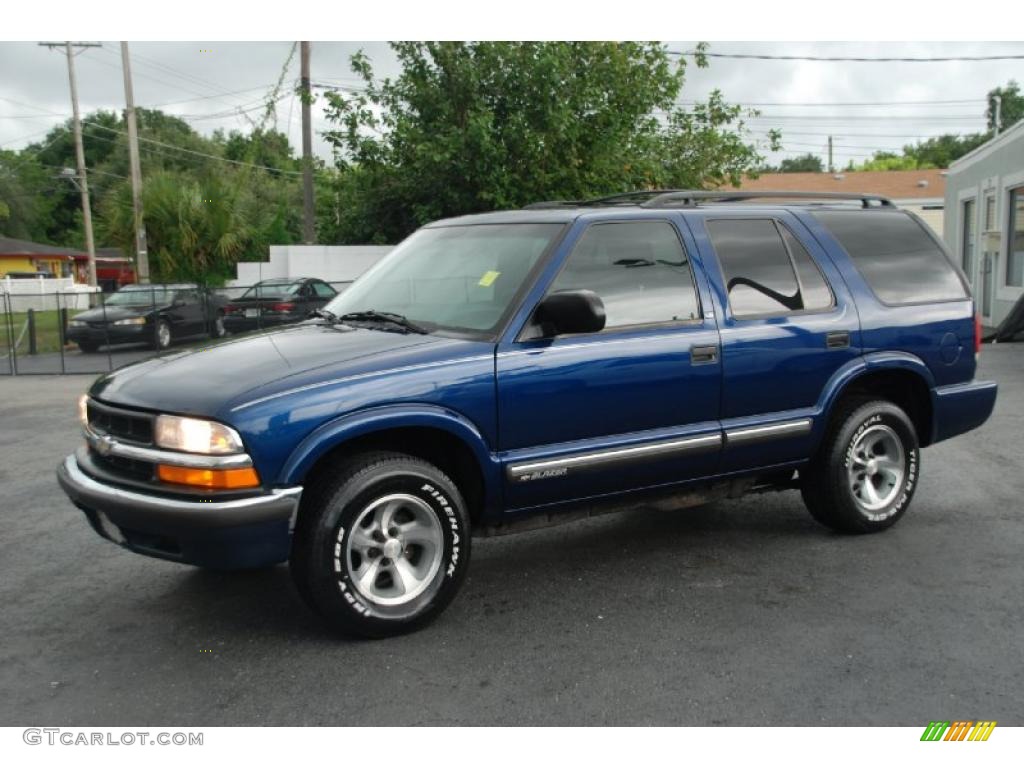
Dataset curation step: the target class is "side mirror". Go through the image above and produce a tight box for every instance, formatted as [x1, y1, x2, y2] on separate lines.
[532, 290, 606, 338]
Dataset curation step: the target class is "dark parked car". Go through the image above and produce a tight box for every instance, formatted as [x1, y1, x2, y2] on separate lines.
[58, 190, 996, 638]
[66, 284, 228, 353]
[222, 277, 338, 333]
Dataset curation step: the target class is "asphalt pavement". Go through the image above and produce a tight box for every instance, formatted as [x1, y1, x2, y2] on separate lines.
[1, 346, 1022, 725]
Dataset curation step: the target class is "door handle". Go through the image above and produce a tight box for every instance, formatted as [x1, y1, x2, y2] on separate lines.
[826, 331, 851, 349]
[691, 344, 719, 365]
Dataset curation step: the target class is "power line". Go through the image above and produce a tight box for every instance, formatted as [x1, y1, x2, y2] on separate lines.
[669, 49, 1024, 62]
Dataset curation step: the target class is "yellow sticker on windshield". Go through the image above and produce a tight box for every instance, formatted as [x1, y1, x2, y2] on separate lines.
[478, 270, 501, 287]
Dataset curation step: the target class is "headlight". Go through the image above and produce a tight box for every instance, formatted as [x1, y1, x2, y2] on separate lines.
[70, 320, 86, 327]
[113, 317, 147, 326]
[154, 415, 244, 455]
[78, 394, 89, 426]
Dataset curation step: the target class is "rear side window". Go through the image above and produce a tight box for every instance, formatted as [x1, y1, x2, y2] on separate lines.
[549, 221, 700, 328]
[706, 219, 833, 317]
[813, 210, 967, 304]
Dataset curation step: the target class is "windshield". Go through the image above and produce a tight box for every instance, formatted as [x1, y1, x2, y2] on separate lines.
[324, 223, 563, 335]
[241, 282, 302, 300]
[105, 287, 176, 306]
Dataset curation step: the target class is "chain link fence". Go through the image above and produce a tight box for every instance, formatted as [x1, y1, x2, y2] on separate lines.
[0, 281, 353, 376]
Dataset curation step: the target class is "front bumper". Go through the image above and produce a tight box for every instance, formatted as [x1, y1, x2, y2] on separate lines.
[57, 454, 302, 569]
[66, 324, 149, 346]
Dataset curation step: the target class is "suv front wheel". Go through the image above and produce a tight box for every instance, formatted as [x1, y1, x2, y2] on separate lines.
[291, 451, 471, 637]
[802, 399, 920, 533]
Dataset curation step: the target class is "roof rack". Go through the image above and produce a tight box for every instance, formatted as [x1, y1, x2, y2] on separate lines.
[523, 189, 895, 210]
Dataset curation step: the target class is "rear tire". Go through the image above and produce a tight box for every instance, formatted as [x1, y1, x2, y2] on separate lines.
[291, 451, 471, 638]
[801, 399, 920, 533]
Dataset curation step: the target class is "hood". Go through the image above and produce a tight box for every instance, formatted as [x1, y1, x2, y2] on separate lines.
[89, 323, 482, 417]
[73, 305, 156, 322]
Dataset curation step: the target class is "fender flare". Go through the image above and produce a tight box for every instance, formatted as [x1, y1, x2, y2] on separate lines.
[277, 403, 502, 496]
[814, 351, 937, 447]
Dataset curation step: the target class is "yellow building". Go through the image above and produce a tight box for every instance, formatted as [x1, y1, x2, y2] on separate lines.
[0, 236, 80, 279]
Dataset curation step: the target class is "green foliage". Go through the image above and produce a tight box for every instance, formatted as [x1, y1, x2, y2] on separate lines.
[321, 42, 774, 243]
[850, 151, 929, 171]
[775, 153, 824, 173]
[0, 149, 58, 242]
[987, 80, 1024, 133]
[102, 171, 250, 286]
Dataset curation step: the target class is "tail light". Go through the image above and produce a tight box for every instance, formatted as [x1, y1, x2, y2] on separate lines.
[975, 313, 983, 357]
[225, 304, 241, 315]
[268, 302, 296, 313]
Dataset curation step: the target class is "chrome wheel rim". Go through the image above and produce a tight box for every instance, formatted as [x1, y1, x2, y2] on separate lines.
[345, 493, 444, 606]
[157, 322, 171, 348]
[847, 424, 905, 513]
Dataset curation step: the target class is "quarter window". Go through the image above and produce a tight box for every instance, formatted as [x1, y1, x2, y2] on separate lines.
[707, 219, 832, 318]
[312, 281, 337, 298]
[1009, 188, 1024, 288]
[548, 221, 700, 328]
[813, 210, 967, 305]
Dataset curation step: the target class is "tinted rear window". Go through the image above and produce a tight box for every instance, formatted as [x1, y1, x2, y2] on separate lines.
[813, 210, 967, 304]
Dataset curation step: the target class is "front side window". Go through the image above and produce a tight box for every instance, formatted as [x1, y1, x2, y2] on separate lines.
[546, 221, 700, 328]
[962, 199, 976, 275]
[813, 210, 967, 305]
[1009, 188, 1024, 288]
[707, 219, 832, 318]
[325, 223, 563, 335]
[105, 287, 175, 306]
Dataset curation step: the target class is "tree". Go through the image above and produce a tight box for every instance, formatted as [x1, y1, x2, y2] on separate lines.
[102, 171, 249, 285]
[777, 153, 823, 173]
[0, 150, 58, 242]
[322, 42, 775, 243]
[987, 80, 1024, 133]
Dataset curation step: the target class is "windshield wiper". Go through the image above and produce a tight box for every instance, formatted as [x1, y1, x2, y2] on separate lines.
[338, 310, 429, 334]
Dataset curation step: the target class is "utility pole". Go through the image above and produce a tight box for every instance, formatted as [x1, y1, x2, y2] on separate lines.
[827, 135, 834, 174]
[40, 41, 100, 287]
[994, 94, 1002, 136]
[300, 41, 315, 244]
[120, 42, 149, 283]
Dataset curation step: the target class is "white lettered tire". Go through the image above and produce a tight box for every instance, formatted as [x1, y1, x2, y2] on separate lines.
[291, 451, 471, 637]
[802, 399, 920, 533]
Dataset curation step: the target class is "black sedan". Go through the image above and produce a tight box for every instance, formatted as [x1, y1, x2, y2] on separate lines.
[66, 284, 228, 353]
[222, 277, 338, 333]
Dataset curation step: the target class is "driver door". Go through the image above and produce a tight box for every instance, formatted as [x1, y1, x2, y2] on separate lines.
[496, 217, 723, 511]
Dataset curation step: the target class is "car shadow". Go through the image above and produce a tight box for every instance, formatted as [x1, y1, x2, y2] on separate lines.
[154, 493, 825, 643]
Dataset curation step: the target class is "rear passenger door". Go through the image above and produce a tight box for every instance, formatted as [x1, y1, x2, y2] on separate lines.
[497, 217, 723, 511]
[697, 213, 860, 472]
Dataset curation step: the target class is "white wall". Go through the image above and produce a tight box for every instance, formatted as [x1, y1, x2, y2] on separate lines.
[230, 245, 393, 288]
[1, 276, 99, 311]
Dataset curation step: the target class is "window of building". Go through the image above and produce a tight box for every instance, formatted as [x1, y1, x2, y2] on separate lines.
[962, 199, 976, 276]
[813, 210, 967, 305]
[1009, 188, 1024, 288]
[548, 221, 700, 328]
[985, 194, 997, 232]
[707, 219, 833, 318]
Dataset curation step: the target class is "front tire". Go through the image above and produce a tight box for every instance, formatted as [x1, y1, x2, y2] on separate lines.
[291, 452, 471, 638]
[801, 399, 920, 533]
[76, 340, 99, 354]
[151, 318, 172, 350]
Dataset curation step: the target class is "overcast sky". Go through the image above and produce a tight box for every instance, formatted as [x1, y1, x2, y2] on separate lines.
[2, 41, 1022, 170]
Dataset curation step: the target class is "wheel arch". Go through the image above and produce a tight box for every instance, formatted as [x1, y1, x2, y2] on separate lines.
[819, 352, 937, 448]
[280, 404, 502, 523]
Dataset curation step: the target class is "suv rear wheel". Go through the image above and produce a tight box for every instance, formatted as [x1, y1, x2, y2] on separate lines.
[291, 451, 470, 638]
[802, 399, 920, 533]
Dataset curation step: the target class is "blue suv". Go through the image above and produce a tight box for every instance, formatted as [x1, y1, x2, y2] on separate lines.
[57, 190, 997, 637]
